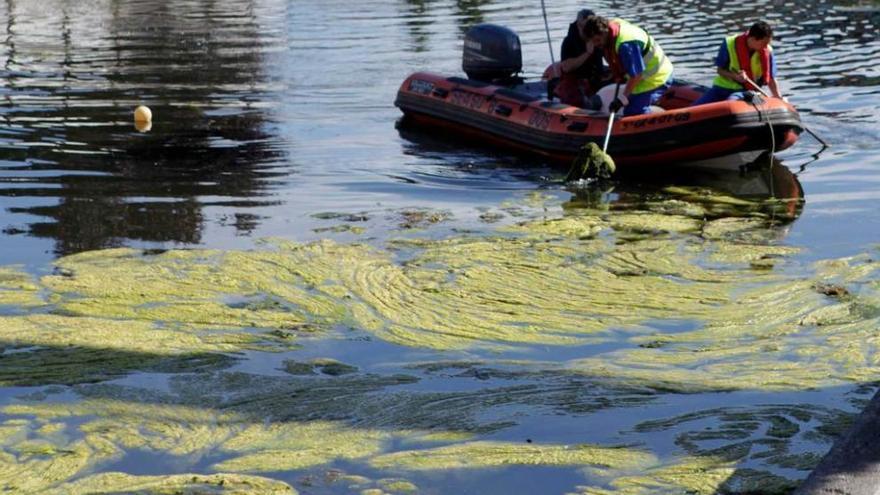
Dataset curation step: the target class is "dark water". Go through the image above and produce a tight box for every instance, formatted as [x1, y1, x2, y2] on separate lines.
[1, 0, 880, 493]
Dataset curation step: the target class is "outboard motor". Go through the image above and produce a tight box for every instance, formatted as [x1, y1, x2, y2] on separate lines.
[462, 24, 522, 84]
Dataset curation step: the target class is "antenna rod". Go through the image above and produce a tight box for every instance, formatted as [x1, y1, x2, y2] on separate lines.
[541, 0, 556, 65]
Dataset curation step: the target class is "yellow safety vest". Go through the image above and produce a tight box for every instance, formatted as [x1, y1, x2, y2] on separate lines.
[612, 18, 673, 94]
[713, 35, 773, 90]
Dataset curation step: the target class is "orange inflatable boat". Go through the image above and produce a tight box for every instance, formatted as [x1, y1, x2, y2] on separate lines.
[395, 24, 803, 169]
[395, 72, 802, 168]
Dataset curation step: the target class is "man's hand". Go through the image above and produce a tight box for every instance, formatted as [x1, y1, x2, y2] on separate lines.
[609, 97, 625, 113]
[584, 40, 594, 55]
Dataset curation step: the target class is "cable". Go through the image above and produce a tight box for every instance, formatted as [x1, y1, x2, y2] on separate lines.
[747, 93, 778, 220]
[748, 93, 775, 164]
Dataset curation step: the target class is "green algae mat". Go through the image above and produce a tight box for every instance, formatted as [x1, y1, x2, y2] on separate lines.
[1, 191, 878, 494]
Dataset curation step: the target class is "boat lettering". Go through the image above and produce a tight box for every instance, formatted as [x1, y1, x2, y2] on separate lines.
[450, 89, 484, 110]
[621, 112, 690, 130]
[527, 109, 551, 130]
[408, 79, 435, 95]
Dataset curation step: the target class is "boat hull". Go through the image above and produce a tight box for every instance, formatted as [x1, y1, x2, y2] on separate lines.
[395, 72, 803, 169]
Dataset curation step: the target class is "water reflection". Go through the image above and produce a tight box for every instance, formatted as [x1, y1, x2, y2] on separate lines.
[454, 0, 494, 33]
[400, 0, 434, 53]
[0, 0, 289, 256]
[565, 155, 805, 224]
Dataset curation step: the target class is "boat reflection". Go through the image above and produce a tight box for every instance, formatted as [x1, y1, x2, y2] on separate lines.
[564, 153, 804, 224]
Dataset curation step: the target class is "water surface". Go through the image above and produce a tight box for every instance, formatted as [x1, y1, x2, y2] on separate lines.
[1, 0, 879, 493]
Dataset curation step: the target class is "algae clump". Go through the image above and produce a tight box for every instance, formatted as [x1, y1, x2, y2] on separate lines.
[370, 441, 656, 471]
[575, 456, 795, 495]
[214, 421, 390, 472]
[59, 472, 296, 494]
[0, 314, 240, 386]
[2, 213, 878, 391]
[0, 266, 42, 308]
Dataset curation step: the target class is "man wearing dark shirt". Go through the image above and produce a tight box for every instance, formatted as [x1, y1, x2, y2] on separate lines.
[552, 9, 605, 107]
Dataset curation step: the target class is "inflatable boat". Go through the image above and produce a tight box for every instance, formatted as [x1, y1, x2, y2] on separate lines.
[395, 24, 804, 169]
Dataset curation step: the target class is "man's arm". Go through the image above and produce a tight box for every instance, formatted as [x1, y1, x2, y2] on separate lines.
[622, 74, 641, 98]
[616, 41, 646, 98]
[766, 54, 781, 97]
[718, 67, 747, 85]
[767, 77, 782, 98]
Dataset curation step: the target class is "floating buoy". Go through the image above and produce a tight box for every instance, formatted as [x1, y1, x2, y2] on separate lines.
[134, 105, 152, 123]
[134, 120, 152, 132]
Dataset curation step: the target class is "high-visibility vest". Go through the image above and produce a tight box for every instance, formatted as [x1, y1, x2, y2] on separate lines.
[610, 18, 673, 94]
[713, 35, 773, 90]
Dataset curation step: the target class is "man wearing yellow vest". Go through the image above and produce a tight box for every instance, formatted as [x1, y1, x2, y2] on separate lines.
[693, 21, 782, 105]
[580, 15, 674, 116]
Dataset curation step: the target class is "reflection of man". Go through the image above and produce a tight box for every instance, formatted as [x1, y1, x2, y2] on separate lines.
[548, 9, 605, 107]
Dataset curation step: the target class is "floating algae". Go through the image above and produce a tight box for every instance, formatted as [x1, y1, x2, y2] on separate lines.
[574, 455, 796, 495]
[4, 209, 879, 386]
[42, 243, 356, 329]
[0, 356, 695, 492]
[0, 367, 658, 490]
[351, 229, 782, 349]
[8, 210, 810, 356]
[564, 251, 880, 392]
[0, 314, 240, 386]
[213, 421, 390, 472]
[2, 394, 393, 490]
[0, 266, 42, 308]
[395, 208, 451, 230]
[311, 212, 371, 222]
[58, 472, 296, 494]
[0, 415, 114, 493]
[282, 358, 358, 376]
[369, 441, 657, 471]
[274, 468, 418, 495]
[75, 366, 652, 434]
[377, 478, 419, 493]
[2, 193, 880, 493]
[633, 404, 850, 472]
[313, 224, 366, 235]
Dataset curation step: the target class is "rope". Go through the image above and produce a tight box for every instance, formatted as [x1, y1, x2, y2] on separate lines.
[747, 92, 777, 219]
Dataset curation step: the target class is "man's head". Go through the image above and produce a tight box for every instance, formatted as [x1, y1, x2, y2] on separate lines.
[575, 9, 594, 38]
[747, 21, 773, 50]
[581, 15, 610, 48]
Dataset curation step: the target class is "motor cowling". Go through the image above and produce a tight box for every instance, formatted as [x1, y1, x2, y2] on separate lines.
[462, 24, 522, 83]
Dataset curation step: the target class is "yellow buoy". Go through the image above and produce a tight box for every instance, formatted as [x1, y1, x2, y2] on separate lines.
[134, 120, 152, 133]
[133, 105, 152, 123]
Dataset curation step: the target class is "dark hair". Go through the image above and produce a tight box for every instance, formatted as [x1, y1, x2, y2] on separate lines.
[581, 15, 609, 38]
[577, 8, 594, 21]
[748, 21, 773, 40]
